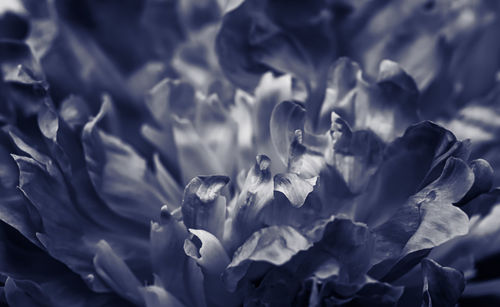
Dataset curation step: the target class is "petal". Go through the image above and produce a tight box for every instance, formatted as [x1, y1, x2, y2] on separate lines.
[421, 259, 465, 307]
[244, 269, 299, 306]
[141, 79, 188, 177]
[0, 137, 40, 246]
[140, 285, 186, 307]
[58, 95, 91, 131]
[150, 213, 207, 307]
[0, 41, 46, 118]
[83, 100, 167, 223]
[182, 176, 229, 240]
[4, 278, 45, 307]
[193, 94, 239, 176]
[287, 130, 326, 178]
[230, 155, 274, 247]
[319, 58, 420, 142]
[215, 2, 275, 92]
[252, 73, 293, 172]
[185, 229, 241, 307]
[11, 127, 150, 292]
[223, 225, 311, 292]
[153, 154, 183, 208]
[305, 217, 375, 283]
[270, 100, 306, 166]
[185, 229, 230, 275]
[13, 155, 95, 276]
[93, 240, 142, 305]
[457, 159, 494, 206]
[172, 116, 226, 184]
[371, 157, 473, 281]
[38, 102, 84, 176]
[274, 173, 316, 208]
[353, 121, 467, 226]
[327, 113, 385, 194]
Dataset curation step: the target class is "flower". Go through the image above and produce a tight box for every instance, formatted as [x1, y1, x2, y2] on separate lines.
[0, 0, 498, 307]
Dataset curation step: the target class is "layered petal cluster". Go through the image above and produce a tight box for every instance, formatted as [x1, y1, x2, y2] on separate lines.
[0, 0, 498, 307]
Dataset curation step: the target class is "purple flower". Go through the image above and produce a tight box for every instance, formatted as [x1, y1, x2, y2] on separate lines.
[0, 1, 498, 306]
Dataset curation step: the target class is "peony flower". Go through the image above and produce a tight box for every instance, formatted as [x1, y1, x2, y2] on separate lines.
[0, 0, 498, 307]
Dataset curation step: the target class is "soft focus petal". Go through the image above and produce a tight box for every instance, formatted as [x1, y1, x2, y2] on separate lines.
[93, 240, 143, 305]
[83, 100, 167, 223]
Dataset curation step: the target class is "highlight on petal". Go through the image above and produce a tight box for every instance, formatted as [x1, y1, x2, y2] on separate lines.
[172, 116, 226, 184]
[184, 229, 230, 275]
[274, 173, 317, 208]
[58, 95, 91, 130]
[327, 113, 384, 193]
[182, 175, 229, 240]
[287, 130, 326, 178]
[224, 225, 311, 291]
[140, 284, 186, 307]
[193, 94, 239, 177]
[230, 155, 274, 245]
[0, 1, 499, 306]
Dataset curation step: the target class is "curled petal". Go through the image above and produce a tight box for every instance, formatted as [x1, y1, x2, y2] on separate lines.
[288, 130, 326, 178]
[184, 228, 240, 307]
[320, 58, 419, 141]
[182, 175, 229, 240]
[185, 229, 230, 275]
[270, 100, 306, 166]
[150, 213, 207, 307]
[274, 173, 317, 208]
[327, 113, 384, 193]
[457, 159, 494, 206]
[231, 155, 274, 245]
